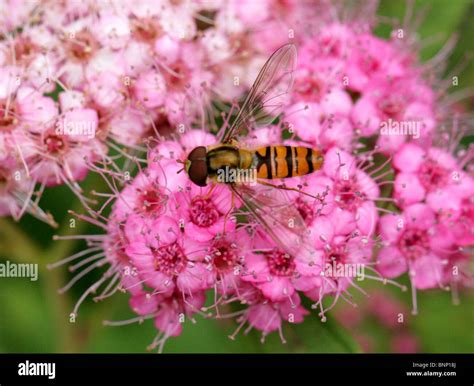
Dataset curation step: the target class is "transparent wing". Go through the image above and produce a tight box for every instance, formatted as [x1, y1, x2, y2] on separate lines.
[230, 183, 317, 262]
[219, 44, 297, 143]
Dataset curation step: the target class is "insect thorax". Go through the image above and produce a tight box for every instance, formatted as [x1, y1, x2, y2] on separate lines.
[207, 145, 241, 175]
[207, 146, 258, 185]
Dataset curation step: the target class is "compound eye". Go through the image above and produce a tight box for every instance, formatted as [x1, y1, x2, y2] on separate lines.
[187, 146, 207, 162]
[188, 160, 208, 187]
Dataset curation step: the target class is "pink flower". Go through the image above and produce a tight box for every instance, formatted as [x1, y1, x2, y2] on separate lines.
[230, 290, 309, 343]
[125, 214, 212, 296]
[174, 183, 235, 242]
[58, 90, 87, 111]
[157, 42, 213, 126]
[441, 251, 474, 294]
[133, 70, 166, 109]
[377, 204, 449, 291]
[285, 102, 354, 150]
[202, 230, 251, 297]
[304, 221, 373, 309]
[393, 143, 467, 208]
[301, 23, 352, 60]
[345, 34, 407, 92]
[93, 12, 131, 50]
[0, 66, 21, 99]
[15, 87, 58, 131]
[352, 78, 436, 139]
[0, 0, 37, 31]
[0, 155, 37, 220]
[228, 0, 270, 27]
[153, 291, 206, 339]
[57, 108, 98, 141]
[37, 1, 471, 351]
[19, 125, 105, 187]
[157, 0, 198, 40]
[154, 35, 181, 65]
[282, 171, 333, 226]
[102, 106, 149, 146]
[129, 289, 207, 352]
[87, 71, 126, 111]
[242, 246, 320, 302]
[322, 147, 380, 236]
[445, 195, 474, 246]
[112, 166, 170, 223]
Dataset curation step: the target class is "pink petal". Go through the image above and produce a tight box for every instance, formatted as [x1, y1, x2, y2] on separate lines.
[394, 173, 426, 206]
[393, 143, 426, 172]
[259, 277, 294, 302]
[130, 293, 158, 316]
[323, 147, 356, 180]
[403, 204, 435, 230]
[356, 201, 378, 236]
[377, 246, 407, 278]
[351, 97, 381, 136]
[378, 214, 403, 243]
[410, 254, 444, 289]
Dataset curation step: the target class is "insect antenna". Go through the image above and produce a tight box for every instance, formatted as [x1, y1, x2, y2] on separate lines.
[176, 159, 185, 174]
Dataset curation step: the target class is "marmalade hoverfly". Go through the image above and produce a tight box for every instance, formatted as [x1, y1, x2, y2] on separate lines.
[182, 44, 323, 260]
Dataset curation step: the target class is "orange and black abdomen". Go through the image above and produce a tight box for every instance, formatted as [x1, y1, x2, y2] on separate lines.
[254, 146, 323, 179]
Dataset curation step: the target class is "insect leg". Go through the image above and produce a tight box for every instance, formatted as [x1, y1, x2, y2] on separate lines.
[203, 182, 217, 199]
[256, 179, 321, 200]
[222, 188, 236, 235]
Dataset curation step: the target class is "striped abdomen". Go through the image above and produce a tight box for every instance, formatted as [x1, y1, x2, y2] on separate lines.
[253, 146, 324, 179]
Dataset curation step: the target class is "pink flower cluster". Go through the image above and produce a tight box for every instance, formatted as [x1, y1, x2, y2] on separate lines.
[61, 127, 471, 350]
[0, 0, 321, 223]
[286, 22, 438, 153]
[377, 141, 473, 310]
[3, 1, 469, 351]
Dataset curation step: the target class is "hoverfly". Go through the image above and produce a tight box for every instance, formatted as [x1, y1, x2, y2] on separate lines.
[182, 44, 323, 260]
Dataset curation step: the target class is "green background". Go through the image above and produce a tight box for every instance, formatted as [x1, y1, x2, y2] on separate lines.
[0, 0, 473, 353]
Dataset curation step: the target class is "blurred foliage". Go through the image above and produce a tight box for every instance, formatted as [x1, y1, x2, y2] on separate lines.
[0, 0, 473, 353]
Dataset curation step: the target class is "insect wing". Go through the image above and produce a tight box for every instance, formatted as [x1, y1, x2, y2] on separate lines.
[230, 183, 317, 263]
[219, 44, 297, 143]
